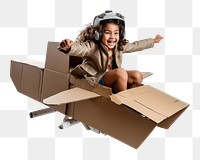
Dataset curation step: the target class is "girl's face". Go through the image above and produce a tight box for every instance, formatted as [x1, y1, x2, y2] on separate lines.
[101, 23, 120, 50]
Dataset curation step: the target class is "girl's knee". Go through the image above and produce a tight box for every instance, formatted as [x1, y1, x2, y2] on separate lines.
[134, 71, 143, 84]
[114, 68, 128, 80]
[128, 71, 143, 85]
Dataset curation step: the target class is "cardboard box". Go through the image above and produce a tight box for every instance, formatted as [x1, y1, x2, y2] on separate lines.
[44, 75, 188, 148]
[10, 42, 189, 149]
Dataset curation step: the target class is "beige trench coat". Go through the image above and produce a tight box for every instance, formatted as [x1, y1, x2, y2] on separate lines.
[66, 39, 154, 86]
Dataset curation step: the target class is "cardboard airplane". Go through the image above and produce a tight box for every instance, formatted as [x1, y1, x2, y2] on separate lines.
[10, 42, 189, 149]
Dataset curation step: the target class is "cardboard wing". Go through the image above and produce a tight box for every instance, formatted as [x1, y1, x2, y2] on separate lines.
[110, 85, 189, 126]
[43, 87, 101, 105]
[10, 60, 44, 101]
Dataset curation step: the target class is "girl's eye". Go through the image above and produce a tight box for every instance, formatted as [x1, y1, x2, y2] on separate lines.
[104, 31, 110, 34]
[115, 32, 119, 35]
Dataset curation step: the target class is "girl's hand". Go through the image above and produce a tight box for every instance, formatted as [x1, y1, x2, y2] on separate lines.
[153, 35, 163, 43]
[58, 39, 74, 53]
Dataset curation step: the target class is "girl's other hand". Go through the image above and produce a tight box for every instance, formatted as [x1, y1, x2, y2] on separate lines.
[153, 35, 163, 43]
[58, 39, 74, 53]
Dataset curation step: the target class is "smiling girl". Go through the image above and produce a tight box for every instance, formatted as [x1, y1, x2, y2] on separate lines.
[58, 10, 163, 93]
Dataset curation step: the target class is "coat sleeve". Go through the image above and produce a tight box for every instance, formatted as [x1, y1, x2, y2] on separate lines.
[67, 41, 96, 57]
[123, 38, 154, 53]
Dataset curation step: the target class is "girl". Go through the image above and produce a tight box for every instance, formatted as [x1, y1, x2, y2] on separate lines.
[58, 10, 163, 93]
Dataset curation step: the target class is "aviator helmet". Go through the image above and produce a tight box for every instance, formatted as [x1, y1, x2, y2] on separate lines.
[93, 10, 125, 41]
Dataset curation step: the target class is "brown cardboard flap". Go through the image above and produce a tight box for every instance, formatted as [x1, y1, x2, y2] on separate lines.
[141, 72, 153, 79]
[43, 87, 101, 105]
[45, 42, 70, 74]
[10, 60, 44, 101]
[110, 85, 188, 123]
[123, 100, 167, 123]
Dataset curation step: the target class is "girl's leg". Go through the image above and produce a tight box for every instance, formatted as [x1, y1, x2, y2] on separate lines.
[127, 70, 143, 88]
[103, 68, 128, 93]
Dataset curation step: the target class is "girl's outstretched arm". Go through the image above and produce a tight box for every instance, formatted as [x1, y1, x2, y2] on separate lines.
[58, 39, 96, 57]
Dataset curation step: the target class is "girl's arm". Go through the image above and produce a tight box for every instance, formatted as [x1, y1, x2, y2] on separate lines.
[123, 34, 163, 53]
[58, 39, 96, 57]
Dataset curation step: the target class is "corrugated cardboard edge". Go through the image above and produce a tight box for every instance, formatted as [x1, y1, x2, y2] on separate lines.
[12, 60, 45, 69]
[10, 60, 23, 92]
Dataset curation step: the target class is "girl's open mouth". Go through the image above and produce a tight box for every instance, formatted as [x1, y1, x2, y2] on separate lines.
[107, 39, 116, 48]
